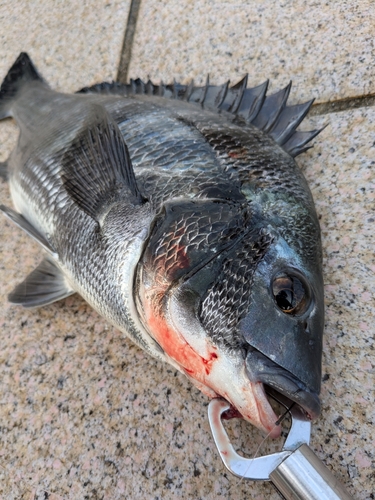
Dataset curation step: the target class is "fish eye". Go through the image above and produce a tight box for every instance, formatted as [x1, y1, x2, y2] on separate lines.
[272, 275, 309, 315]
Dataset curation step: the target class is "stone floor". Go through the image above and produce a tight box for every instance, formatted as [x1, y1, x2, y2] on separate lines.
[0, 1, 374, 498]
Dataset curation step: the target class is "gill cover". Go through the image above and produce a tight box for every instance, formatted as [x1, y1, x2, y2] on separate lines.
[138, 197, 324, 399]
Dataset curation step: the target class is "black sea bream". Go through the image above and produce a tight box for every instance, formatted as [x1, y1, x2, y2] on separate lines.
[0, 53, 324, 438]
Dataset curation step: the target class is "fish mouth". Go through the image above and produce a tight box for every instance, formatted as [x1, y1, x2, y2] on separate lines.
[245, 348, 321, 421]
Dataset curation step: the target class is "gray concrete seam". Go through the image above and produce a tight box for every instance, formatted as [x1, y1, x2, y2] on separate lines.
[311, 94, 375, 116]
[117, 0, 142, 83]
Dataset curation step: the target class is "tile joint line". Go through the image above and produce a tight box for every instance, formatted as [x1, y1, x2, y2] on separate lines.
[311, 93, 375, 116]
[117, 0, 142, 84]
[115, 5, 375, 117]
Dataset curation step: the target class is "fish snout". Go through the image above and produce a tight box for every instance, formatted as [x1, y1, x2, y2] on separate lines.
[245, 348, 321, 421]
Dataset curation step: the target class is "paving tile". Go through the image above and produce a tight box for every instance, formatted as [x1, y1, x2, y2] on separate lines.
[129, 0, 375, 104]
[299, 107, 375, 499]
[0, 1, 130, 92]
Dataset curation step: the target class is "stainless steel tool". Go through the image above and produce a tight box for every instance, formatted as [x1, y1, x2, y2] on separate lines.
[208, 398, 353, 500]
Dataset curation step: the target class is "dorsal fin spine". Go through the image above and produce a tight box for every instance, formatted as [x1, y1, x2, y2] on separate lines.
[185, 79, 194, 101]
[77, 75, 321, 157]
[252, 81, 292, 133]
[283, 127, 325, 157]
[215, 80, 229, 108]
[229, 74, 248, 114]
[146, 79, 154, 95]
[270, 99, 315, 146]
[246, 80, 269, 122]
[267, 81, 292, 131]
[159, 81, 166, 97]
[200, 75, 210, 107]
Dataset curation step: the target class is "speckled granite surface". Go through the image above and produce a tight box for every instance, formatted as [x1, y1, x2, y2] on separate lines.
[0, 2, 374, 499]
[129, 0, 375, 103]
[0, 1, 130, 91]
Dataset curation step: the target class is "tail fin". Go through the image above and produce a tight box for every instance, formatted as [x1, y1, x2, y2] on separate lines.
[0, 52, 46, 119]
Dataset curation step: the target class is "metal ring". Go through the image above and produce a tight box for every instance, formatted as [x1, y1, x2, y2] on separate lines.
[208, 398, 311, 481]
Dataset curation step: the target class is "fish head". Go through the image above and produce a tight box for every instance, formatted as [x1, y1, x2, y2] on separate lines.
[135, 198, 324, 437]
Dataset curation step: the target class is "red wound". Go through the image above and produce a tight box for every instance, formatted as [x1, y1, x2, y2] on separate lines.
[147, 306, 218, 381]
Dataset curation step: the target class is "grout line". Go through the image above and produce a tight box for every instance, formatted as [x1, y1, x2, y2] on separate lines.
[116, 0, 142, 84]
[115, 5, 375, 117]
[310, 93, 375, 116]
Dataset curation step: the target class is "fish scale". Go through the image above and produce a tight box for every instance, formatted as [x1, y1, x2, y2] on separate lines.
[200, 231, 275, 349]
[0, 53, 324, 436]
[59, 200, 160, 357]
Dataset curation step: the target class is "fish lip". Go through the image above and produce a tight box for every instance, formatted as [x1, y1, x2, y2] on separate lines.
[262, 376, 321, 421]
[245, 349, 321, 421]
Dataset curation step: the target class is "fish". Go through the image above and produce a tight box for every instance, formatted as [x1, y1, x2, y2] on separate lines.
[0, 53, 324, 439]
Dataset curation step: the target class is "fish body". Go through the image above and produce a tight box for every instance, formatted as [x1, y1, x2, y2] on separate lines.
[0, 53, 324, 437]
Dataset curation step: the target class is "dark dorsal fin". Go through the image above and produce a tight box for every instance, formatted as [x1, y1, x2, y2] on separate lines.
[251, 82, 291, 132]
[77, 78, 321, 158]
[61, 105, 144, 223]
[79, 80, 128, 96]
[219, 75, 248, 112]
[282, 128, 325, 157]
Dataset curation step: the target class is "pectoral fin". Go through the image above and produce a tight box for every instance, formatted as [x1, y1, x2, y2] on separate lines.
[61, 105, 145, 225]
[8, 257, 74, 308]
